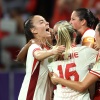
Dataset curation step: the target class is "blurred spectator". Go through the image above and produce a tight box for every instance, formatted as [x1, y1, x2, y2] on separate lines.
[25, 0, 37, 14]
[0, 30, 10, 70]
[82, 0, 100, 20]
[95, 2, 100, 20]
[36, 0, 54, 21]
[2, 0, 28, 34]
[90, 1, 100, 20]
[50, 0, 74, 27]
[25, 0, 54, 22]
[50, 0, 100, 28]
[80, 0, 94, 8]
[1, 49, 12, 70]
[0, 0, 3, 18]
[88, 0, 100, 8]
[75, 0, 99, 8]
[8, 7, 24, 34]
[2, 0, 27, 16]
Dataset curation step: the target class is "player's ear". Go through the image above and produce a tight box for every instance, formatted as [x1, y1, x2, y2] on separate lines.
[81, 19, 86, 26]
[30, 28, 37, 34]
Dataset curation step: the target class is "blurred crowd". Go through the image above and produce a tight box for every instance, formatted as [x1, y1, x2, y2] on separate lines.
[0, 0, 100, 71]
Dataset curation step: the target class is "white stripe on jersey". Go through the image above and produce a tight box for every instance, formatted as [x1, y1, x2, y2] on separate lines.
[90, 59, 100, 78]
[90, 70, 100, 77]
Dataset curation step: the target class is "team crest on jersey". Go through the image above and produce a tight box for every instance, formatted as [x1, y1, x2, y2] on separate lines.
[48, 57, 54, 63]
[88, 63, 95, 70]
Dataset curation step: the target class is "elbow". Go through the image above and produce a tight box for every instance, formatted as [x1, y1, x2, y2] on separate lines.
[16, 58, 23, 62]
[35, 57, 44, 61]
[16, 56, 25, 63]
[15, 57, 20, 62]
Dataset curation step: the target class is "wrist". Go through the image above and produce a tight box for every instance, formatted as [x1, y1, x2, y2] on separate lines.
[56, 77, 62, 84]
[52, 77, 59, 83]
[48, 49, 55, 55]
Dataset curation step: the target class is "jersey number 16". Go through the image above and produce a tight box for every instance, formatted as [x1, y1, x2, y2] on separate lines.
[57, 63, 79, 81]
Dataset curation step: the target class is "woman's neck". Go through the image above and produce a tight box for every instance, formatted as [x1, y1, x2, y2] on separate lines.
[78, 27, 90, 35]
[35, 37, 47, 46]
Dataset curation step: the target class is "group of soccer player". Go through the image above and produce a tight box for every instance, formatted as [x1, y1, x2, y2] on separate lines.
[17, 8, 100, 100]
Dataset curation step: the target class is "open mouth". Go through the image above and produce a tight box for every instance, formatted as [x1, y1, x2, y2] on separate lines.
[46, 28, 49, 32]
[45, 28, 51, 37]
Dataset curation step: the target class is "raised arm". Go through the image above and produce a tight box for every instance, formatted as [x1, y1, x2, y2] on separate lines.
[33, 45, 65, 61]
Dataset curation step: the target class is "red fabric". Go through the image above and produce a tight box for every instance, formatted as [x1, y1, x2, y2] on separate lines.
[81, 0, 89, 8]
[0, 31, 3, 39]
[94, 90, 100, 100]
[81, 0, 100, 8]
[26, 62, 40, 100]
[50, 2, 71, 27]
[5, 46, 20, 60]
[0, 7, 3, 18]
[0, 31, 9, 39]
[26, 0, 37, 13]
[94, 81, 100, 100]
[92, 0, 100, 7]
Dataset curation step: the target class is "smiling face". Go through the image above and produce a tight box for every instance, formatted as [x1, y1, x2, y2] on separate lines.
[31, 15, 51, 39]
[95, 24, 100, 48]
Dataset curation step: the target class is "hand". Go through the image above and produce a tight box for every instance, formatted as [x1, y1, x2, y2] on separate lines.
[93, 42, 100, 51]
[52, 45, 65, 55]
[28, 39, 35, 45]
[26, 39, 35, 48]
[51, 73, 59, 85]
[52, 73, 59, 78]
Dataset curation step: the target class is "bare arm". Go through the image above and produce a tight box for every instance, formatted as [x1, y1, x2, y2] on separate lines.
[51, 72, 99, 92]
[33, 45, 65, 61]
[16, 40, 34, 62]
